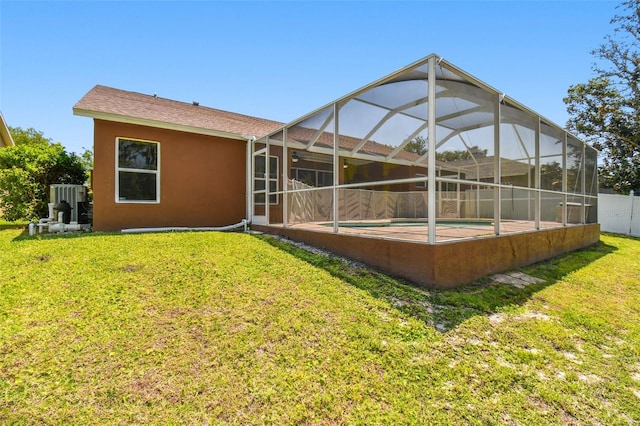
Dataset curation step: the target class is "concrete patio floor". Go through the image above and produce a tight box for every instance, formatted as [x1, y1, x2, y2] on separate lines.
[277, 219, 567, 243]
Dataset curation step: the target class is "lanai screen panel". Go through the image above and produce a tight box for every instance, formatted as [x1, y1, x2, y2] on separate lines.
[434, 62, 496, 161]
[341, 64, 430, 185]
[567, 134, 587, 223]
[254, 54, 598, 243]
[354, 79, 429, 162]
[285, 107, 335, 225]
[500, 101, 536, 188]
[567, 135, 584, 195]
[498, 101, 538, 230]
[584, 147, 598, 223]
[538, 121, 565, 227]
[337, 61, 431, 227]
[434, 61, 497, 224]
[288, 105, 335, 153]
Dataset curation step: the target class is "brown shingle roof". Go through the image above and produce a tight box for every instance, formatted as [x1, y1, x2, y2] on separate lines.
[73, 85, 283, 139]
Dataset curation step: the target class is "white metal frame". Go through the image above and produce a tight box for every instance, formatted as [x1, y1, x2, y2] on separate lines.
[253, 155, 279, 206]
[251, 144, 268, 226]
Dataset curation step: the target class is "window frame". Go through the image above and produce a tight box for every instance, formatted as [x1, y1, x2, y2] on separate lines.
[115, 137, 160, 204]
[291, 167, 334, 188]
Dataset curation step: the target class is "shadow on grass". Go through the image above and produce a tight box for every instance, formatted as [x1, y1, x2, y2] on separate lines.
[0, 223, 29, 232]
[257, 234, 617, 332]
[10, 229, 113, 241]
[10, 228, 248, 242]
[8, 227, 618, 332]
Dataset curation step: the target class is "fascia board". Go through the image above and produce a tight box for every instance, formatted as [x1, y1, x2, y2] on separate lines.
[73, 108, 250, 141]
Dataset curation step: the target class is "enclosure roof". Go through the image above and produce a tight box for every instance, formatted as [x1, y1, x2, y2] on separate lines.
[276, 53, 542, 133]
[262, 53, 596, 164]
[73, 85, 283, 141]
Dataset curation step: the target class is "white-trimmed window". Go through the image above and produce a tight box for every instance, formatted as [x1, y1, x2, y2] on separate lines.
[254, 155, 278, 205]
[116, 138, 160, 203]
[291, 168, 333, 187]
[415, 173, 426, 188]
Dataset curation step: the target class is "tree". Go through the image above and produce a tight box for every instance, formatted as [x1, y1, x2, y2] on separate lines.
[540, 161, 563, 191]
[564, 0, 640, 194]
[10, 127, 51, 146]
[403, 135, 427, 156]
[436, 146, 487, 162]
[0, 127, 87, 221]
[404, 136, 488, 161]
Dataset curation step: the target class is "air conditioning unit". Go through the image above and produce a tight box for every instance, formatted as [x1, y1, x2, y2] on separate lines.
[50, 184, 89, 224]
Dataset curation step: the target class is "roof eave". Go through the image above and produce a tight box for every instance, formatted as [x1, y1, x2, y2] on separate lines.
[73, 108, 251, 141]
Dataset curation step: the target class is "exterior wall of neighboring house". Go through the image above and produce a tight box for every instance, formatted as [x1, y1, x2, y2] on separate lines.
[0, 111, 15, 148]
[344, 161, 428, 192]
[0, 111, 14, 218]
[92, 119, 247, 231]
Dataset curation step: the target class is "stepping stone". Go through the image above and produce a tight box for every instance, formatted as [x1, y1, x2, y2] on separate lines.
[491, 272, 544, 288]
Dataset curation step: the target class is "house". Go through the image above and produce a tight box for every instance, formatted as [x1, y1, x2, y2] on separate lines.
[74, 54, 599, 288]
[73, 85, 282, 231]
[0, 111, 15, 148]
[73, 86, 433, 231]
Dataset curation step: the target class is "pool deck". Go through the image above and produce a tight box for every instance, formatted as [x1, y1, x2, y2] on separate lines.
[280, 219, 564, 243]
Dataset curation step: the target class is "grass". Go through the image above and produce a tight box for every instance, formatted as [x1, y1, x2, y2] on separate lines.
[0, 219, 28, 231]
[0, 229, 639, 424]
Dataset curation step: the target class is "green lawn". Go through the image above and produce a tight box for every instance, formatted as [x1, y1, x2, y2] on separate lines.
[0, 228, 638, 424]
[0, 220, 29, 231]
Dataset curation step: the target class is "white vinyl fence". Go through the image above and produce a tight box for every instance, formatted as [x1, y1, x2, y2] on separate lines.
[598, 192, 639, 237]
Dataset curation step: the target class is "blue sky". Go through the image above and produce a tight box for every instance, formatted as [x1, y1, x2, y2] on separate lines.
[1, 0, 620, 155]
